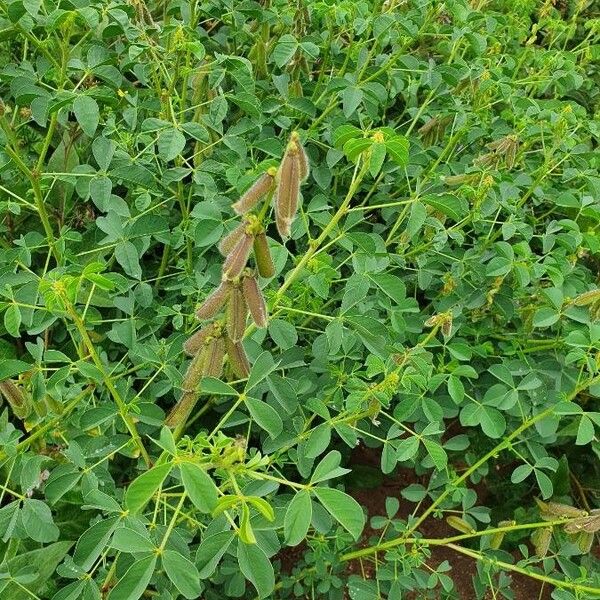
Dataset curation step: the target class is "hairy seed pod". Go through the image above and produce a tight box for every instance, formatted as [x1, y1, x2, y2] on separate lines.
[532, 527, 552, 557]
[564, 513, 600, 534]
[225, 335, 250, 378]
[219, 222, 246, 256]
[576, 531, 593, 554]
[275, 145, 300, 239]
[0, 380, 31, 419]
[446, 516, 475, 534]
[202, 336, 225, 378]
[290, 131, 309, 181]
[181, 346, 207, 392]
[242, 275, 267, 327]
[537, 500, 587, 520]
[227, 286, 247, 342]
[183, 324, 215, 356]
[253, 232, 275, 278]
[232, 171, 275, 215]
[223, 233, 253, 279]
[572, 289, 600, 306]
[489, 520, 514, 550]
[195, 281, 231, 320]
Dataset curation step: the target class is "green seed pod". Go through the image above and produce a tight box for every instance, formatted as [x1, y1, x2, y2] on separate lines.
[253, 232, 275, 278]
[232, 171, 275, 215]
[275, 144, 301, 239]
[183, 324, 215, 356]
[225, 335, 250, 378]
[572, 289, 600, 306]
[0, 380, 31, 420]
[532, 527, 552, 557]
[576, 531, 594, 554]
[242, 274, 267, 327]
[489, 520, 514, 550]
[202, 336, 225, 378]
[227, 286, 247, 343]
[218, 222, 246, 256]
[222, 233, 253, 279]
[195, 281, 231, 320]
[446, 515, 475, 534]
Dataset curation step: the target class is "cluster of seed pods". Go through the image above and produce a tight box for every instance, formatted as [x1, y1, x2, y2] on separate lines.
[166, 132, 309, 428]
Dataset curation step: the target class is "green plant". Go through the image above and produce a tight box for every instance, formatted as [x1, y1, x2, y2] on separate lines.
[0, 0, 599, 599]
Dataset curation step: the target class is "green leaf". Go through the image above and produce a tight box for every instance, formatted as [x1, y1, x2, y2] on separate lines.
[423, 193, 469, 221]
[4, 304, 21, 337]
[423, 438, 447, 471]
[342, 87, 363, 118]
[108, 555, 156, 600]
[533, 307, 560, 328]
[162, 549, 202, 599]
[313, 487, 365, 540]
[237, 541, 275, 599]
[284, 490, 312, 546]
[311, 450, 351, 483]
[0, 360, 31, 380]
[576, 415, 594, 445]
[384, 136, 409, 166]
[511, 464, 533, 483]
[396, 436, 420, 462]
[21, 499, 59, 543]
[125, 463, 172, 514]
[73, 96, 100, 137]
[271, 34, 298, 67]
[195, 531, 235, 578]
[111, 527, 155, 553]
[245, 397, 283, 438]
[268, 319, 298, 350]
[73, 517, 119, 570]
[115, 240, 142, 280]
[368, 273, 406, 304]
[158, 127, 186, 161]
[179, 462, 218, 512]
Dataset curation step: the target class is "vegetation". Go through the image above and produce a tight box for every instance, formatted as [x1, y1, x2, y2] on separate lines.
[0, 0, 599, 598]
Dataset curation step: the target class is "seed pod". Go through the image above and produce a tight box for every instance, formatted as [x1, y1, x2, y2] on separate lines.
[218, 222, 246, 256]
[564, 513, 600, 534]
[222, 233, 253, 279]
[232, 171, 275, 215]
[227, 286, 247, 342]
[532, 527, 552, 557]
[0, 380, 31, 420]
[225, 335, 250, 378]
[446, 515, 475, 534]
[242, 275, 267, 327]
[202, 336, 225, 378]
[275, 145, 301, 239]
[183, 324, 215, 356]
[253, 232, 275, 278]
[576, 531, 594, 554]
[290, 131, 309, 181]
[572, 289, 600, 306]
[489, 520, 515, 550]
[195, 281, 231, 320]
[537, 499, 587, 520]
[181, 346, 206, 392]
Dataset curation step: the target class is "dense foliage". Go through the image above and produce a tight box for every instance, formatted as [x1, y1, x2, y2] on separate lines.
[0, 0, 599, 598]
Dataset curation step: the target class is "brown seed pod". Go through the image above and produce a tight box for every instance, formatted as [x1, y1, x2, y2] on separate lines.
[0, 380, 31, 419]
[225, 335, 250, 378]
[537, 499, 587, 520]
[576, 530, 594, 554]
[489, 520, 514, 550]
[572, 289, 600, 306]
[290, 131, 309, 181]
[532, 527, 552, 557]
[195, 281, 231, 320]
[275, 145, 300, 239]
[232, 171, 275, 215]
[253, 231, 275, 278]
[181, 346, 207, 392]
[227, 286, 247, 342]
[242, 275, 267, 327]
[183, 323, 216, 356]
[222, 232, 253, 279]
[218, 222, 246, 256]
[202, 336, 225, 378]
